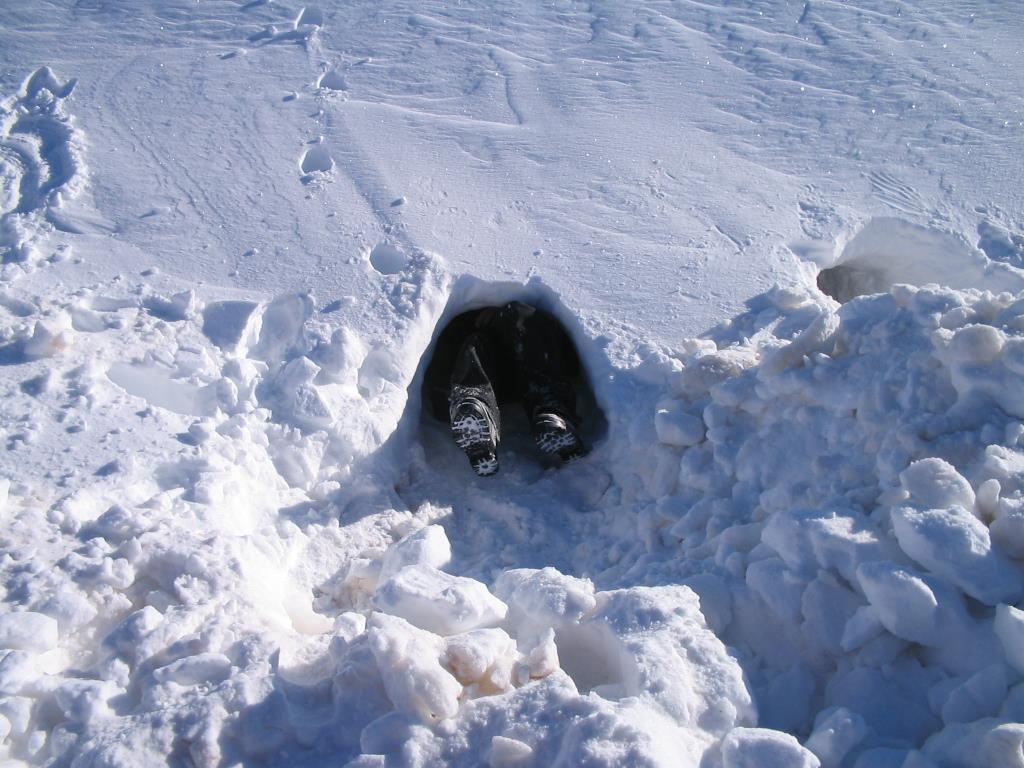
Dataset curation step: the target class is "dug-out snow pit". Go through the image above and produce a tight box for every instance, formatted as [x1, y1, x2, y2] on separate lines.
[817, 217, 1021, 302]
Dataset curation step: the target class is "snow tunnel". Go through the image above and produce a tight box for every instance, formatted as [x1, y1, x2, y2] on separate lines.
[816, 217, 1020, 302]
[409, 278, 606, 479]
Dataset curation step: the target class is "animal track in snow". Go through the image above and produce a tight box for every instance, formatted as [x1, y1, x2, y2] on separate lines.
[867, 170, 930, 218]
[0, 67, 85, 270]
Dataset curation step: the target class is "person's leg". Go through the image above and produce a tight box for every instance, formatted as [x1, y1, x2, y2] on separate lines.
[497, 303, 587, 462]
[449, 331, 502, 476]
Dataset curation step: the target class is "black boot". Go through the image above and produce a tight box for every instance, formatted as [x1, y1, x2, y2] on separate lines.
[449, 334, 501, 477]
[524, 379, 587, 463]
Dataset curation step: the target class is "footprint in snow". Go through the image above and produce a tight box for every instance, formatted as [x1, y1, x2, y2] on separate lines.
[299, 146, 333, 182]
[369, 243, 408, 276]
[317, 69, 347, 91]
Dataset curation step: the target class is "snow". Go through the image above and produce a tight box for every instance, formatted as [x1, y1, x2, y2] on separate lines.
[372, 564, 508, 636]
[0, 614, 58, 654]
[2, 0, 1024, 766]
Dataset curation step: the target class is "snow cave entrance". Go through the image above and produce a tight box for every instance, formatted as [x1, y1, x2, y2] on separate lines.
[816, 217, 1008, 303]
[412, 279, 606, 481]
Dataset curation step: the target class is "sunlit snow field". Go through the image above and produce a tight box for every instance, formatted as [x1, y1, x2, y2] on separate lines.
[1, 1, 1024, 766]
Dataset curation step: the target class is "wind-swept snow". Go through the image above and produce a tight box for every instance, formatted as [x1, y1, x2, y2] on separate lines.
[1, 1, 1024, 767]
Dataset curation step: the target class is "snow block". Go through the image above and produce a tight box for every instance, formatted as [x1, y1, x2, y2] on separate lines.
[0, 652, 38, 696]
[103, 606, 163, 657]
[899, 458, 976, 512]
[761, 507, 897, 584]
[979, 723, 1024, 768]
[251, 293, 313, 362]
[373, 564, 507, 636]
[804, 707, 868, 768]
[266, 357, 335, 430]
[891, 505, 1023, 606]
[50, 678, 120, 724]
[367, 613, 461, 720]
[202, 300, 262, 355]
[940, 664, 1006, 724]
[991, 513, 1024, 559]
[560, 586, 755, 736]
[493, 567, 596, 640]
[153, 653, 232, 686]
[0, 612, 58, 652]
[379, 525, 452, 582]
[855, 562, 939, 645]
[442, 627, 517, 691]
[994, 604, 1024, 675]
[746, 557, 805, 623]
[654, 403, 704, 447]
[720, 727, 821, 768]
[488, 735, 533, 766]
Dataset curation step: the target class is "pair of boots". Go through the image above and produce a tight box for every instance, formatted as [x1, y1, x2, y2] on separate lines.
[447, 312, 586, 476]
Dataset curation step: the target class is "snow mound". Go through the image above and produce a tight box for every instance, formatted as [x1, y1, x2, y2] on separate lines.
[8, 269, 1024, 766]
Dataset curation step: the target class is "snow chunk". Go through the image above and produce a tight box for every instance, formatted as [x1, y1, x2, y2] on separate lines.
[143, 289, 195, 321]
[104, 606, 163, 658]
[747, 557, 805, 623]
[442, 628, 517, 691]
[493, 567, 596, 641]
[251, 293, 313, 362]
[367, 613, 461, 720]
[979, 724, 1024, 768]
[23, 314, 73, 359]
[379, 525, 452, 582]
[856, 562, 939, 645]
[804, 707, 868, 768]
[313, 326, 367, 386]
[654, 403, 704, 447]
[153, 653, 232, 686]
[488, 735, 533, 766]
[373, 564, 507, 636]
[266, 357, 335, 430]
[840, 606, 884, 652]
[761, 507, 897, 584]
[51, 678, 120, 724]
[0, 652, 39, 695]
[557, 586, 755, 736]
[940, 664, 1006, 724]
[994, 604, 1024, 675]
[991, 513, 1024, 559]
[899, 458, 976, 511]
[891, 505, 1023, 605]
[721, 727, 821, 768]
[0, 612, 58, 652]
[949, 324, 1004, 362]
[202, 300, 262, 354]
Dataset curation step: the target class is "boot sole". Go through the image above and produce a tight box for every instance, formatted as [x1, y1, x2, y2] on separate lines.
[451, 402, 499, 476]
[533, 420, 586, 463]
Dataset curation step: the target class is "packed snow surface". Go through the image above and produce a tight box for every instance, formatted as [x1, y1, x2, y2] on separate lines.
[1, 1, 1024, 766]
